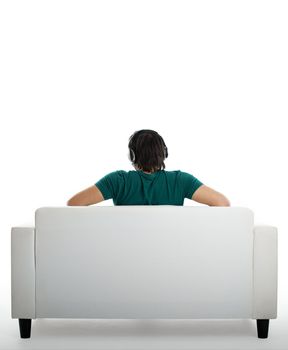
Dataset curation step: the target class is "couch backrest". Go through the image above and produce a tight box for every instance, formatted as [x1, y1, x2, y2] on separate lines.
[35, 206, 254, 318]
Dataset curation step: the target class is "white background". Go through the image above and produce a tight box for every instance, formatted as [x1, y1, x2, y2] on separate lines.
[0, 0, 287, 349]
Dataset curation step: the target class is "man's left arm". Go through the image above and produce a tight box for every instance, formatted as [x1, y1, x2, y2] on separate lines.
[67, 185, 105, 206]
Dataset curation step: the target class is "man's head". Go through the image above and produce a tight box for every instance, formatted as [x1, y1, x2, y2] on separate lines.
[128, 129, 168, 172]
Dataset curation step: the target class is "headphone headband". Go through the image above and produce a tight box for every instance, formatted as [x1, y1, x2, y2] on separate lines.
[128, 130, 168, 163]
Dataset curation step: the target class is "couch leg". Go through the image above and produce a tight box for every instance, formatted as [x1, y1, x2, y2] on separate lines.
[256, 319, 269, 338]
[18, 319, 31, 338]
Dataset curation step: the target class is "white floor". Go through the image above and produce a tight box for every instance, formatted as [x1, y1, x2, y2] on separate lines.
[1, 302, 288, 350]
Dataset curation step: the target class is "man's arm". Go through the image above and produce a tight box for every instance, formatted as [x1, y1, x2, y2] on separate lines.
[191, 185, 231, 206]
[67, 185, 105, 206]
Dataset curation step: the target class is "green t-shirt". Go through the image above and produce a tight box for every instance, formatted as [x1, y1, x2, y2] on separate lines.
[95, 169, 204, 206]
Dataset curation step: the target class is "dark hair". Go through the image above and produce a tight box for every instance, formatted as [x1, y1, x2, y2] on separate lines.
[128, 129, 168, 172]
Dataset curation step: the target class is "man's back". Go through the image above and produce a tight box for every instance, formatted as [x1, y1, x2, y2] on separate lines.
[95, 169, 204, 206]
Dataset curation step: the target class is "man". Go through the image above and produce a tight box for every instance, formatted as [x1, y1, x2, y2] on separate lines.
[67, 129, 230, 207]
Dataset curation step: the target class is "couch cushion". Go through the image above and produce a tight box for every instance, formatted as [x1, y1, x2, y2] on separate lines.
[35, 206, 254, 318]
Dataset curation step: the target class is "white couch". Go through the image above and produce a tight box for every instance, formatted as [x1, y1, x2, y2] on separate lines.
[11, 206, 278, 339]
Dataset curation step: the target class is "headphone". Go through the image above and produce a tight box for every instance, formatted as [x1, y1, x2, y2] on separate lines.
[128, 130, 168, 163]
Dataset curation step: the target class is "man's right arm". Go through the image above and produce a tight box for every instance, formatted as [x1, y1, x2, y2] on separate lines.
[191, 185, 231, 206]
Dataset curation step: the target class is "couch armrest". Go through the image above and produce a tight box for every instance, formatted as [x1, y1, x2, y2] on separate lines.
[11, 227, 36, 319]
[252, 225, 278, 319]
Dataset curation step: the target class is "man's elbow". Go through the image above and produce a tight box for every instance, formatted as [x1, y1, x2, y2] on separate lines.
[66, 199, 74, 206]
[208, 195, 231, 207]
[215, 197, 231, 207]
[67, 198, 80, 206]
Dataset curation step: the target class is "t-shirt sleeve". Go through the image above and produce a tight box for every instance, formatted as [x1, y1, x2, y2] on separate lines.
[181, 171, 204, 199]
[95, 171, 123, 200]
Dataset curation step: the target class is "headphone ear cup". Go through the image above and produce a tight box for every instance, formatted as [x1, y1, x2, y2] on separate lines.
[130, 148, 136, 162]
